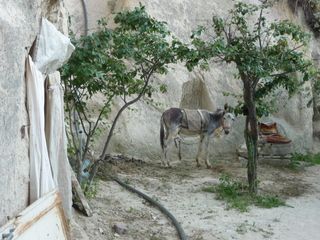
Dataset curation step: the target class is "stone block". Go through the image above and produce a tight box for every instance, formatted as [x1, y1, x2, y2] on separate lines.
[259, 143, 292, 156]
[113, 223, 129, 234]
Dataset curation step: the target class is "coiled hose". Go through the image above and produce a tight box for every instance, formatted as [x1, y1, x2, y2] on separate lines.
[113, 178, 187, 240]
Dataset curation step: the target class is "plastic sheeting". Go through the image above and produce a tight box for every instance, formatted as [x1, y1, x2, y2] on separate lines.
[26, 17, 75, 218]
[45, 72, 72, 219]
[32, 18, 75, 75]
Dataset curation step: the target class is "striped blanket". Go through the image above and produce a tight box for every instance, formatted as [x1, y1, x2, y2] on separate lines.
[181, 109, 210, 132]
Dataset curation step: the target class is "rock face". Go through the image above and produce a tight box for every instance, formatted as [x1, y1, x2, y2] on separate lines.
[0, 0, 68, 227]
[64, 0, 318, 164]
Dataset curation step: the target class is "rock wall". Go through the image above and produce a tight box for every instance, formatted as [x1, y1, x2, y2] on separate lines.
[0, 0, 68, 227]
[64, 0, 318, 164]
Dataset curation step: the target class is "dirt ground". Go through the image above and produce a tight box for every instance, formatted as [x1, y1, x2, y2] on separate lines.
[70, 155, 320, 240]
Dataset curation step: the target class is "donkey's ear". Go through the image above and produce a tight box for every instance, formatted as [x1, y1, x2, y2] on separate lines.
[224, 103, 229, 111]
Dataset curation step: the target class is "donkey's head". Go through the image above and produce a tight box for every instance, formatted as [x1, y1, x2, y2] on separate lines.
[221, 103, 235, 135]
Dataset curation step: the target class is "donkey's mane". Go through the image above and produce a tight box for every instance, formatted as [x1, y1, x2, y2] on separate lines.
[208, 108, 223, 115]
[212, 108, 224, 115]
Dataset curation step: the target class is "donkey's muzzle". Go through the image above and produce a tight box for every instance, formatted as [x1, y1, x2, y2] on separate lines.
[223, 126, 231, 135]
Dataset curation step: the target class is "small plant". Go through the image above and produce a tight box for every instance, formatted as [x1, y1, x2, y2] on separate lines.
[253, 195, 286, 208]
[290, 0, 320, 34]
[161, 181, 169, 188]
[235, 220, 274, 237]
[202, 186, 215, 192]
[203, 174, 286, 212]
[272, 216, 282, 223]
[149, 237, 160, 240]
[124, 178, 131, 184]
[236, 221, 248, 234]
[128, 207, 135, 213]
[115, 143, 124, 153]
[290, 152, 320, 169]
[82, 178, 99, 199]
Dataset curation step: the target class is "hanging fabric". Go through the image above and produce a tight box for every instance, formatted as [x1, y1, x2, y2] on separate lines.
[27, 17, 75, 217]
[26, 55, 56, 204]
[45, 71, 72, 219]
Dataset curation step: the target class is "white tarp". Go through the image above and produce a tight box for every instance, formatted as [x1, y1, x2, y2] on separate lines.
[26, 17, 75, 218]
[45, 72, 72, 219]
[45, 71, 72, 219]
[26, 55, 56, 204]
[32, 18, 75, 75]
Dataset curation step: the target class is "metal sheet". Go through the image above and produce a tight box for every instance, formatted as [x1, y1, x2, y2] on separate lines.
[0, 187, 71, 240]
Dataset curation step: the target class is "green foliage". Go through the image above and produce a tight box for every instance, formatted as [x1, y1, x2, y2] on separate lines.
[192, 0, 312, 194]
[124, 178, 130, 184]
[203, 174, 286, 212]
[253, 195, 286, 208]
[60, 5, 200, 188]
[290, 152, 320, 168]
[291, 0, 320, 33]
[191, 1, 311, 118]
[82, 178, 99, 199]
[305, 67, 320, 113]
[311, 68, 320, 97]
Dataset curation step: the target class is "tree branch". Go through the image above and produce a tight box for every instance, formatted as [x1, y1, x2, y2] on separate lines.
[269, 63, 311, 77]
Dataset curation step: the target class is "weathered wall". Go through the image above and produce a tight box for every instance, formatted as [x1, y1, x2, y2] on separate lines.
[64, 0, 318, 164]
[0, 0, 68, 227]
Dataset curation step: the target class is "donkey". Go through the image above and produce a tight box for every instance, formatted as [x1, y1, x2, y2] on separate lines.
[160, 103, 235, 168]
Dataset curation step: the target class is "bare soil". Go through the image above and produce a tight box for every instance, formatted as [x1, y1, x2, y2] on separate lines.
[70, 155, 320, 240]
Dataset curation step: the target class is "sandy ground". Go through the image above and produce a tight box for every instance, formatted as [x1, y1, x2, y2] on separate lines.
[70, 156, 320, 240]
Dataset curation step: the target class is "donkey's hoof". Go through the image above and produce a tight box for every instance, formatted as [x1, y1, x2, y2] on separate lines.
[206, 165, 212, 169]
[196, 164, 202, 167]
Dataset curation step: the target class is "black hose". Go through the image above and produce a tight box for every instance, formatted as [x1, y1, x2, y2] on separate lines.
[113, 178, 188, 240]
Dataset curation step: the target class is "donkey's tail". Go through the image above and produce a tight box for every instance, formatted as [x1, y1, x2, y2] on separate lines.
[160, 114, 165, 151]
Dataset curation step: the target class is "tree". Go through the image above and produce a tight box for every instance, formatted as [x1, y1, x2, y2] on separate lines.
[191, 1, 311, 192]
[60, 5, 201, 192]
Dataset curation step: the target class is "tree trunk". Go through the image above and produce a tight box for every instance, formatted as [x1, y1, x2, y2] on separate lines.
[85, 74, 152, 194]
[242, 76, 259, 193]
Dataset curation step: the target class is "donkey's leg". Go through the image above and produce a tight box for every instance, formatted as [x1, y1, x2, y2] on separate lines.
[196, 134, 205, 167]
[203, 135, 212, 169]
[162, 142, 168, 167]
[163, 128, 179, 168]
[178, 137, 182, 160]
[162, 133, 169, 167]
